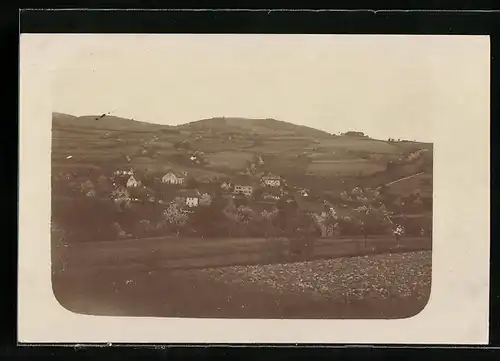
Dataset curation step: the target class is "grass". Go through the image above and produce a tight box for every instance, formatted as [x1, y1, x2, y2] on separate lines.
[204, 151, 255, 170]
[306, 159, 385, 176]
[56, 235, 431, 273]
[317, 137, 402, 154]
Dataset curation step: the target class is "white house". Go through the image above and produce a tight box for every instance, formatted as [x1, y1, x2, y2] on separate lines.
[233, 175, 257, 197]
[176, 189, 201, 207]
[262, 174, 281, 187]
[126, 175, 141, 188]
[234, 184, 254, 197]
[162, 171, 186, 185]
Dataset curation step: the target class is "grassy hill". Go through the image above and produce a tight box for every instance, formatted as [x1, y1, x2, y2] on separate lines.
[180, 116, 333, 138]
[51, 112, 433, 188]
[53, 112, 174, 132]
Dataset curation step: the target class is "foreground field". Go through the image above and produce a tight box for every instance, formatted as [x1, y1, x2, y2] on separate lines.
[55, 236, 431, 272]
[198, 251, 431, 303]
[52, 247, 431, 319]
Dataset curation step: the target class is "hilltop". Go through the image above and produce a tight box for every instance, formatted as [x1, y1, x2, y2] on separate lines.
[179, 116, 333, 138]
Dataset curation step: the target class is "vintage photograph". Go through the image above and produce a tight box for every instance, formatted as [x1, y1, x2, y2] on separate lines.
[49, 35, 435, 320]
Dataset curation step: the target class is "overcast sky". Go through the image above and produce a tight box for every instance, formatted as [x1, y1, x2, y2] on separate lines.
[51, 34, 489, 142]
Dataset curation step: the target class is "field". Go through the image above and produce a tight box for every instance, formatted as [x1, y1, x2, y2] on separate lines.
[204, 151, 255, 170]
[317, 137, 404, 154]
[52, 235, 431, 319]
[52, 242, 431, 319]
[306, 159, 385, 176]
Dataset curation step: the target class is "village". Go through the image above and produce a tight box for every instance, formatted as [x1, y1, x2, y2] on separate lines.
[52, 155, 432, 243]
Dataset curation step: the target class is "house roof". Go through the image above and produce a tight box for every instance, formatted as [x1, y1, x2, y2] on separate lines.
[262, 173, 281, 180]
[164, 171, 186, 178]
[177, 189, 200, 198]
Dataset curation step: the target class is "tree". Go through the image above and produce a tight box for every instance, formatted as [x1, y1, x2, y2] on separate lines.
[162, 202, 189, 236]
[285, 209, 319, 258]
[320, 207, 339, 238]
[223, 198, 239, 237]
[235, 205, 255, 224]
[189, 196, 229, 237]
[337, 215, 363, 236]
[199, 193, 212, 206]
[261, 209, 280, 238]
[111, 187, 131, 210]
[80, 180, 95, 196]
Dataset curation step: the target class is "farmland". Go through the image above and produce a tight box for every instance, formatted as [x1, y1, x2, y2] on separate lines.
[317, 136, 404, 154]
[306, 159, 385, 177]
[205, 151, 255, 170]
[52, 242, 431, 319]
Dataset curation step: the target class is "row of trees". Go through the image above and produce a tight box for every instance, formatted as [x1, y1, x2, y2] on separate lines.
[51, 186, 430, 245]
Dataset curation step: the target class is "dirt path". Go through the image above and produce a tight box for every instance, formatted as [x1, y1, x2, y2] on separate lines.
[385, 172, 425, 186]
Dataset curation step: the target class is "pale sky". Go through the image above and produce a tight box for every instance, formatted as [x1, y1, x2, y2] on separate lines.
[51, 34, 490, 142]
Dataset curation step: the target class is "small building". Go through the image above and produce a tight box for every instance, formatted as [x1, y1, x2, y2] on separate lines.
[262, 173, 282, 187]
[126, 175, 141, 188]
[233, 176, 256, 197]
[175, 189, 201, 207]
[162, 171, 186, 185]
[234, 184, 253, 197]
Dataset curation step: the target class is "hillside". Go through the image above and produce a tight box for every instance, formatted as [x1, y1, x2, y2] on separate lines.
[53, 112, 174, 132]
[51, 112, 432, 189]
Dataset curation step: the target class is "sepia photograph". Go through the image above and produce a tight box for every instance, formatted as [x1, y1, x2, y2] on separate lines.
[50, 35, 433, 320]
[18, 33, 490, 344]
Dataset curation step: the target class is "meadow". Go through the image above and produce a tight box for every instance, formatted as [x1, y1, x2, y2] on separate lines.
[306, 159, 386, 176]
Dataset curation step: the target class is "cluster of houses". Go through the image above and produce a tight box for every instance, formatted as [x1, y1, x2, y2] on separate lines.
[107, 167, 289, 210]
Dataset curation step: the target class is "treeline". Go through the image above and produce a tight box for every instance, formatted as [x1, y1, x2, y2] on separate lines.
[52, 190, 431, 245]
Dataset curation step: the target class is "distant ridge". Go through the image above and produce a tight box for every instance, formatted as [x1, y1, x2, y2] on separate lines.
[52, 112, 173, 132]
[52, 112, 333, 138]
[177, 116, 333, 138]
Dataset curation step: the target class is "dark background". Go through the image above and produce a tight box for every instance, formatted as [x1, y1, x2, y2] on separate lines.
[5, 6, 499, 360]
